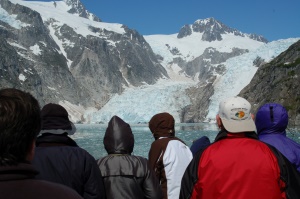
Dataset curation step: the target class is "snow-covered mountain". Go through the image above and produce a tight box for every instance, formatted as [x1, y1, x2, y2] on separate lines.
[1, 0, 299, 124]
[1, 0, 167, 111]
[240, 39, 300, 126]
[84, 38, 299, 124]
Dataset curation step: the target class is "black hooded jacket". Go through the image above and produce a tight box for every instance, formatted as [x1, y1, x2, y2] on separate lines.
[97, 115, 162, 199]
[32, 134, 106, 199]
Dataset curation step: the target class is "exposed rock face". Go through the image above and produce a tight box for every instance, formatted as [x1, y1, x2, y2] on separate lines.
[159, 18, 268, 123]
[0, 37, 43, 101]
[182, 47, 248, 80]
[64, 0, 101, 22]
[240, 39, 300, 125]
[0, 0, 89, 106]
[181, 82, 215, 122]
[180, 61, 226, 123]
[0, 0, 167, 111]
[2, 1, 285, 124]
[177, 18, 268, 43]
[178, 46, 248, 122]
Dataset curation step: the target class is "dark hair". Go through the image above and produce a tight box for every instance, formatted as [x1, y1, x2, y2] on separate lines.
[0, 88, 41, 166]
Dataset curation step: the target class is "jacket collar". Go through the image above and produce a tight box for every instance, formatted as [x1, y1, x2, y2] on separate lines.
[0, 163, 38, 181]
[214, 130, 258, 142]
[36, 133, 78, 147]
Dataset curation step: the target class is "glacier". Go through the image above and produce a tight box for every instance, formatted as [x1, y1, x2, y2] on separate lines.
[3, 0, 300, 124]
[206, 38, 300, 121]
[83, 80, 195, 124]
[82, 38, 300, 124]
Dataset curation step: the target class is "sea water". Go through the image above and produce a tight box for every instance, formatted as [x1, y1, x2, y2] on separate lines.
[70, 123, 300, 159]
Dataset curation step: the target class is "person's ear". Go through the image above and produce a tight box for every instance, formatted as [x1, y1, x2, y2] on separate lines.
[26, 140, 35, 162]
[216, 114, 223, 129]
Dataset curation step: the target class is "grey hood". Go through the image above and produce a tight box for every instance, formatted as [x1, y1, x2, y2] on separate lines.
[103, 115, 134, 154]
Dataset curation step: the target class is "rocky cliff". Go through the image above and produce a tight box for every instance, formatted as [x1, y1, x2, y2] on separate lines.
[240, 39, 300, 125]
[3, 0, 295, 124]
[0, 0, 167, 114]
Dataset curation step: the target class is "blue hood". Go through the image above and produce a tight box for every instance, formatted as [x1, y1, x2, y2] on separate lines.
[255, 103, 288, 136]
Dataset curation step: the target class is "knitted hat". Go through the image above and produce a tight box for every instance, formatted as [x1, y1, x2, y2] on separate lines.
[40, 103, 76, 135]
[149, 112, 175, 138]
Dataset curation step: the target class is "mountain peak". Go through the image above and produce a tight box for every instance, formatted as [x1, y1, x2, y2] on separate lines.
[194, 17, 220, 26]
[63, 0, 101, 22]
[177, 17, 268, 43]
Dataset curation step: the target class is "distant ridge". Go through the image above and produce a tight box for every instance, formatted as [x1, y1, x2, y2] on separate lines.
[0, 0, 298, 124]
[177, 17, 268, 43]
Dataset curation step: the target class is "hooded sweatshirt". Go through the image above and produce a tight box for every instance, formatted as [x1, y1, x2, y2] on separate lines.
[97, 115, 162, 199]
[255, 103, 300, 172]
[148, 112, 193, 199]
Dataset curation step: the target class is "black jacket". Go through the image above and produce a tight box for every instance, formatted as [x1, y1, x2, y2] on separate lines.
[97, 115, 162, 199]
[0, 163, 83, 199]
[32, 134, 106, 199]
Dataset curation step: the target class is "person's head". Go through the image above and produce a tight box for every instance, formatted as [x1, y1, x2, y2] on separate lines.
[255, 103, 288, 135]
[216, 96, 256, 133]
[0, 88, 41, 166]
[40, 103, 76, 136]
[104, 115, 134, 154]
[149, 112, 175, 139]
[190, 136, 210, 156]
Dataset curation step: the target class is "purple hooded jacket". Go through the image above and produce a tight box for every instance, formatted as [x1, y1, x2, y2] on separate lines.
[255, 103, 300, 172]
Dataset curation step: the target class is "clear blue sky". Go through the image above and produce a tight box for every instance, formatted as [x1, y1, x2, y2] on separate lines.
[36, 0, 300, 41]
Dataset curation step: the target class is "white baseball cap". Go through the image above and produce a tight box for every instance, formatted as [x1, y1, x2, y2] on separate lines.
[218, 96, 256, 133]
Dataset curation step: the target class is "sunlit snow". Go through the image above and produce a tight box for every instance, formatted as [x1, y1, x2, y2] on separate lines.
[206, 38, 300, 121]
[30, 44, 42, 55]
[19, 73, 26, 81]
[144, 33, 264, 65]
[4, 1, 300, 124]
[83, 38, 299, 124]
[9, 0, 125, 36]
[9, 0, 126, 68]
[8, 42, 27, 50]
[0, 6, 30, 29]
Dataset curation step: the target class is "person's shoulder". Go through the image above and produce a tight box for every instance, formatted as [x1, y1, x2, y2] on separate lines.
[64, 146, 96, 159]
[128, 155, 154, 172]
[33, 179, 83, 199]
[285, 136, 300, 148]
[150, 137, 166, 146]
[132, 155, 148, 162]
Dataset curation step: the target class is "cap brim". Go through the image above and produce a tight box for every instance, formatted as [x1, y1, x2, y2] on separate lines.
[221, 118, 256, 133]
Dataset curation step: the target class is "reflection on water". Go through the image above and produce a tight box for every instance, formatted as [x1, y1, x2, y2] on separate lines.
[71, 123, 300, 159]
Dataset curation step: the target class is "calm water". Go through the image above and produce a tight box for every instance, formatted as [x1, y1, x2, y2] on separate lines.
[70, 123, 300, 159]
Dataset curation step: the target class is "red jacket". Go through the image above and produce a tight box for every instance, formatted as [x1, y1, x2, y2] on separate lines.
[180, 131, 300, 199]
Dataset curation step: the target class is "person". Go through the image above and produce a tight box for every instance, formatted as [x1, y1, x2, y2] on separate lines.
[189, 136, 210, 156]
[255, 103, 300, 172]
[148, 112, 193, 199]
[180, 96, 300, 199]
[0, 88, 83, 199]
[32, 103, 106, 199]
[97, 115, 162, 199]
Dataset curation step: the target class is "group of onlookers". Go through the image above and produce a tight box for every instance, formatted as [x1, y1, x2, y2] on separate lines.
[0, 88, 300, 199]
[181, 97, 300, 199]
